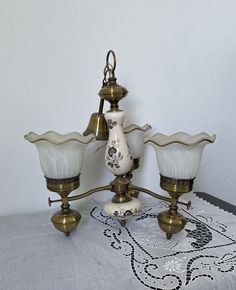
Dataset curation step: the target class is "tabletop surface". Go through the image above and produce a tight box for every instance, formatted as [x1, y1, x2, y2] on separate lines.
[195, 192, 236, 215]
[0, 193, 235, 290]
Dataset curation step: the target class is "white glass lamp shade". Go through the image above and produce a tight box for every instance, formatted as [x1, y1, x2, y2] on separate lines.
[124, 124, 151, 159]
[145, 132, 216, 179]
[24, 131, 95, 179]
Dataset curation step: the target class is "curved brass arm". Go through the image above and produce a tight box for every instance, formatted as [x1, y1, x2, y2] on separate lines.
[68, 185, 112, 201]
[129, 185, 191, 209]
[48, 185, 112, 206]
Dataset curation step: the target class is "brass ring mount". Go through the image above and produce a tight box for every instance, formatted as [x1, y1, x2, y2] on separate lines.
[106, 50, 116, 72]
[160, 175, 195, 194]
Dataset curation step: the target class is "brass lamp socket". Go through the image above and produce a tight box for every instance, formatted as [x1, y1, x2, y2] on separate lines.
[45, 174, 80, 195]
[160, 175, 195, 194]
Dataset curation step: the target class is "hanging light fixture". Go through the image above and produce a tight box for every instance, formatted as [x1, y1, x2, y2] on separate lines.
[24, 50, 216, 239]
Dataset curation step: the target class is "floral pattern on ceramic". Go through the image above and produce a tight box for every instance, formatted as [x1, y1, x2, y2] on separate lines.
[106, 146, 124, 169]
[105, 110, 133, 175]
[107, 119, 117, 129]
[145, 132, 216, 179]
[24, 131, 95, 179]
[103, 198, 141, 220]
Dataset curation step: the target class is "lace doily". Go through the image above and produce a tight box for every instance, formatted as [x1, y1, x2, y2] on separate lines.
[90, 193, 236, 290]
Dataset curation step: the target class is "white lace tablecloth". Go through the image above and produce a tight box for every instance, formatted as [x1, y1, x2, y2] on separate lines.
[0, 193, 235, 290]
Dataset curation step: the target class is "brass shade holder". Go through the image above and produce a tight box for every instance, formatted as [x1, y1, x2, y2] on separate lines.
[46, 175, 80, 193]
[158, 175, 194, 239]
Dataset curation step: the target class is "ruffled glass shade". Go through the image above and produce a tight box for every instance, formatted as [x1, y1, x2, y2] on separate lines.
[124, 124, 151, 159]
[145, 132, 216, 179]
[24, 131, 95, 179]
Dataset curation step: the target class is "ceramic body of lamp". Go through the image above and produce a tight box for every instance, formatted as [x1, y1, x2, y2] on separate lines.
[103, 197, 141, 224]
[145, 132, 216, 239]
[24, 131, 95, 236]
[105, 110, 133, 176]
[103, 112, 143, 224]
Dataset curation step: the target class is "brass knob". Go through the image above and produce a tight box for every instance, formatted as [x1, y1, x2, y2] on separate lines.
[48, 197, 52, 207]
[187, 201, 192, 210]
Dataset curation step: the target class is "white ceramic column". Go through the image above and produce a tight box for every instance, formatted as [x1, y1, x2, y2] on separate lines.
[105, 110, 133, 176]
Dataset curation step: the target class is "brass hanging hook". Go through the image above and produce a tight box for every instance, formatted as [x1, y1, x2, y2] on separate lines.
[106, 50, 116, 72]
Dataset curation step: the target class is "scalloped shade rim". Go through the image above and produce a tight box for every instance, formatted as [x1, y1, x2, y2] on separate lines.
[124, 124, 151, 134]
[24, 131, 95, 145]
[145, 132, 216, 147]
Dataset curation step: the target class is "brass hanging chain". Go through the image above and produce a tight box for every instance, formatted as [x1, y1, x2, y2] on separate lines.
[99, 52, 116, 113]
[102, 65, 110, 88]
[102, 63, 113, 87]
[98, 65, 111, 114]
[102, 50, 116, 87]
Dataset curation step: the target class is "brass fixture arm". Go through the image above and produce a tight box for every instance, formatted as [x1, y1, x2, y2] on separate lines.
[68, 185, 112, 201]
[129, 185, 191, 209]
[48, 185, 112, 206]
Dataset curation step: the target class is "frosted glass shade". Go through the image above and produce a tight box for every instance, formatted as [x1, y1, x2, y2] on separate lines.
[124, 124, 151, 159]
[145, 132, 216, 179]
[24, 131, 95, 179]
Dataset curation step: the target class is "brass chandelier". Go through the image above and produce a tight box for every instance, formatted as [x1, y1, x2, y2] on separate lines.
[25, 50, 216, 239]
